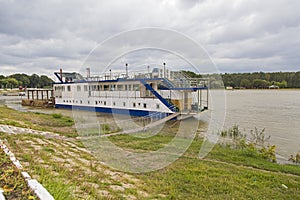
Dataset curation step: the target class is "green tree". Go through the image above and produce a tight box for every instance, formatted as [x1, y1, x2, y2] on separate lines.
[5, 78, 19, 89]
[9, 73, 30, 87]
[0, 79, 8, 89]
[279, 80, 287, 88]
[252, 79, 269, 88]
[40, 75, 54, 88]
[29, 74, 40, 88]
[240, 79, 251, 88]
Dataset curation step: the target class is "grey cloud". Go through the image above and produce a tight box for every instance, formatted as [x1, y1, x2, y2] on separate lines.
[0, 0, 300, 77]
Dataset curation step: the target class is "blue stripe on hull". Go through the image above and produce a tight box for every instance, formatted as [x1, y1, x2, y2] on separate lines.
[55, 104, 170, 118]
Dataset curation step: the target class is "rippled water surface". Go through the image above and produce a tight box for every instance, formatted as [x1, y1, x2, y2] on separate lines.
[224, 89, 300, 158]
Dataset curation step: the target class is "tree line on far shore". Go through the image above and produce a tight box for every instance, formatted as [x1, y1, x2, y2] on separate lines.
[220, 71, 300, 89]
[1, 70, 300, 90]
[0, 73, 54, 89]
[182, 70, 300, 89]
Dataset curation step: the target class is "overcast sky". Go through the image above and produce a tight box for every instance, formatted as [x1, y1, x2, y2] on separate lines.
[1, 0, 300, 78]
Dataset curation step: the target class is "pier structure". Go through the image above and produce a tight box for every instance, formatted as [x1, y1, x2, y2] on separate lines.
[22, 89, 55, 107]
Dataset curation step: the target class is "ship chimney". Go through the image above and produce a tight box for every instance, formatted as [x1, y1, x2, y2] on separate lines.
[86, 67, 91, 78]
[60, 68, 63, 80]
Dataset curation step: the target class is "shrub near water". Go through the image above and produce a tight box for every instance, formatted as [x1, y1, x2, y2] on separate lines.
[219, 125, 277, 162]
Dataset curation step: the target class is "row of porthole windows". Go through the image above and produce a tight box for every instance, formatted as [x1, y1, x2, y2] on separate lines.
[56, 84, 142, 92]
[63, 99, 83, 104]
[62, 100, 160, 109]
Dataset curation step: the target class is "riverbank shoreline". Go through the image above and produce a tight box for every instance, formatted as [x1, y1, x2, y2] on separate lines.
[0, 105, 299, 199]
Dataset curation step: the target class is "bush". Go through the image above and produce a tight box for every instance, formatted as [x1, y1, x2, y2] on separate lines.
[52, 113, 62, 119]
[289, 151, 300, 163]
[260, 145, 276, 163]
[219, 125, 276, 163]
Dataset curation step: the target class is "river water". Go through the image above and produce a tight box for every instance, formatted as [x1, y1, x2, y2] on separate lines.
[1, 90, 299, 159]
[223, 89, 300, 159]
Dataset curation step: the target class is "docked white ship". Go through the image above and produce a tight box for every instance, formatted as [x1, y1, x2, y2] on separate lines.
[53, 66, 209, 119]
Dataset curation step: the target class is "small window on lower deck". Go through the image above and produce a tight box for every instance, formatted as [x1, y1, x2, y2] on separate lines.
[156, 104, 160, 109]
[133, 103, 136, 107]
[143, 103, 147, 108]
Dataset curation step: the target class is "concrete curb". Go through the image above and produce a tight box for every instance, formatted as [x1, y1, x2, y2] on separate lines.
[0, 139, 54, 200]
[0, 188, 5, 200]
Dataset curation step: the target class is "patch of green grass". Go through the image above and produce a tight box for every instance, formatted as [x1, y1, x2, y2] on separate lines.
[0, 150, 37, 200]
[109, 133, 300, 199]
[41, 147, 55, 153]
[137, 157, 300, 199]
[0, 105, 77, 137]
[51, 113, 62, 119]
[33, 165, 75, 200]
[0, 120, 22, 127]
[207, 143, 300, 176]
[109, 133, 173, 151]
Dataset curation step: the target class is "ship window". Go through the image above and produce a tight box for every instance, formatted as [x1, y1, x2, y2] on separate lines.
[104, 85, 109, 91]
[67, 85, 71, 91]
[77, 85, 81, 91]
[128, 85, 132, 91]
[156, 104, 159, 109]
[124, 85, 127, 90]
[143, 103, 147, 108]
[111, 85, 116, 91]
[95, 101, 98, 105]
[63, 100, 65, 102]
[62, 86, 65, 91]
[104, 101, 106, 105]
[84, 85, 88, 91]
[117, 85, 123, 90]
[113, 102, 116, 106]
[133, 103, 136, 107]
[123, 102, 126, 107]
[133, 84, 139, 90]
[138, 103, 141, 106]
[80, 100, 82, 104]
[97, 85, 100, 91]
[88, 101, 90, 104]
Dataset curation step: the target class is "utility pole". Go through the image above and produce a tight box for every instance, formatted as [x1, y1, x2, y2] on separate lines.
[163, 62, 166, 78]
[125, 63, 128, 78]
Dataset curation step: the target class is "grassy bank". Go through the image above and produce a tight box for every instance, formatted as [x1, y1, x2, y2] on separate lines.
[0, 150, 36, 199]
[0, 105, 76, 137]
[0, 106, 299, 199]
[109, 133, 300, 199]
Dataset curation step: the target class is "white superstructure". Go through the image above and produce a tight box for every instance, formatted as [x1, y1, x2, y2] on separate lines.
[53, 67, 208, 118]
